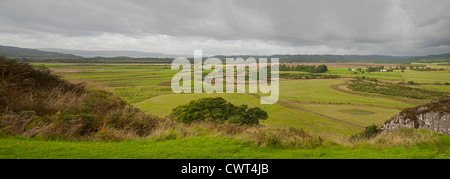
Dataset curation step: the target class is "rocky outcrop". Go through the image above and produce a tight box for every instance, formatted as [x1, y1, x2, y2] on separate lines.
[381, 99, 450, 135]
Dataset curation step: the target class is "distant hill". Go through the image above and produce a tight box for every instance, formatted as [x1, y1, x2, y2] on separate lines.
[408, 53, 450, 63]
[213, 54, 414, 63]
[214, 53, 450, 63]
[1, 45, 449, 64]
[39, 48, 191, 58]
[0, 45, 81, 59]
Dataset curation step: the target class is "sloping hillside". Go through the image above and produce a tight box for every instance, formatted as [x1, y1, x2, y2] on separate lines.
[0, 45, 80, 58]
[0, 56, 160, 140]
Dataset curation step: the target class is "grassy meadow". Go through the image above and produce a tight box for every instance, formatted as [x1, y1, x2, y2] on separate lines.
[1, 62, 449, 159]
[1, 130, 449, 159]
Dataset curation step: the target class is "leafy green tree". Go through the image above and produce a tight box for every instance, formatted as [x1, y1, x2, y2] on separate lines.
[171, 97, 268, 125]
[280, 64, 328, 73]
[316, 65, 328, 73]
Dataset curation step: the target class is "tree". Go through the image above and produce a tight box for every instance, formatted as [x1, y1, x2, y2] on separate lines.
[171, 97, 268, 125]
[280, 64, 328, 73]
[316, 65, 328, 73]
[228, 105, 268, 125]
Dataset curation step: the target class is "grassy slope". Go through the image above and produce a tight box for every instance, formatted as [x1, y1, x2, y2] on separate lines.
[279, 79, 412, 107]
[135, 93, 362, 135]
[297, 104, 400, 127]
[1, 135, 448, 159]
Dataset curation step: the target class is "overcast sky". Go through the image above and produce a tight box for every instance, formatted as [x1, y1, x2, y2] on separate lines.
[0, 0, 449, 56]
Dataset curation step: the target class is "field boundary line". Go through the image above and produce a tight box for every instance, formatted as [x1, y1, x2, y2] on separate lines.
[246, 93, 365, 129]
[328, 82, 421, 108]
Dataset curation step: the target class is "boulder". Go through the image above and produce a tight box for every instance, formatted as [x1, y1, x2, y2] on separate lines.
[381, 99, 449, 135]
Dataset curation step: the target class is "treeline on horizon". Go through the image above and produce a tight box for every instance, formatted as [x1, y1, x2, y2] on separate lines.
[215, 53, 450, 64]
[280, 64, 328, 73]
[14, 57, 175, 64]
[4, 53, 450, 64]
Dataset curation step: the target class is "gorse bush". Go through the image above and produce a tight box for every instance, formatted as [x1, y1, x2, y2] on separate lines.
[171, 97, 268, 126]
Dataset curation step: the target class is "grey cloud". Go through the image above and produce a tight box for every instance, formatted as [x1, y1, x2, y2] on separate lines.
[0, 0, 449, 55]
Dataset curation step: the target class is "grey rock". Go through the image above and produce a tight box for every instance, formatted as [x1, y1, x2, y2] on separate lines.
[381, 109, 449, 135]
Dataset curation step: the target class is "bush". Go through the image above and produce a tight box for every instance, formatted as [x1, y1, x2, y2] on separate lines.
[171, 97, 268, 126]
[349, 124, 380, 142]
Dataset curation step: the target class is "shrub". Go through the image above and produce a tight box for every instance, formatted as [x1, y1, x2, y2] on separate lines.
[349, 124, 380, 142]
[171, 97, 268, 126]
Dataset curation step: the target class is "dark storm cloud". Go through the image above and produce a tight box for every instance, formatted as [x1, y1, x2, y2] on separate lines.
[0, 0, 449, 55]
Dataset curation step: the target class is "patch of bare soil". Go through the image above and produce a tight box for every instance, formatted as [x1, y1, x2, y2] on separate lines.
[158, 81, 172, 86]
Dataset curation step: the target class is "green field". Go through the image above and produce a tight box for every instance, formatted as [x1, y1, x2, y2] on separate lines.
[326, 66, 450, 84]
[419, 85, 450, 92]
[136, 92, 362, 135]
[279, 79, 413, 107]
[1, 62, 448, 159]
[1, 133, 449, 159]
[35, 62, 448, 134]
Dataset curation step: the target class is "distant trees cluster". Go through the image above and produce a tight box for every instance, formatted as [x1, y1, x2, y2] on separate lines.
[366, 66, 390, 72]
[348, 66, 397, 73]
[15, 57, 174, 64]
[280, 73, 340, 79]
[409, 66, 446, 71]
[171, 97, 268, 126]
[280, 64, 328, 73]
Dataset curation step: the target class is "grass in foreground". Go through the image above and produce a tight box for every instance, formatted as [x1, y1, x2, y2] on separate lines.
[1, 130, 449, 159]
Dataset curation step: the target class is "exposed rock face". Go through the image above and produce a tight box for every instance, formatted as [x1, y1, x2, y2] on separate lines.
[381, 99, 450, 135]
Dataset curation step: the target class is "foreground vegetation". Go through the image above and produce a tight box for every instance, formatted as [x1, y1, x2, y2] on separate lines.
[1, 128, 448, 159]
[1, 57, 449, 159]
